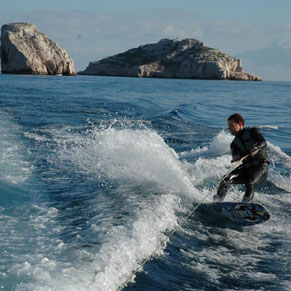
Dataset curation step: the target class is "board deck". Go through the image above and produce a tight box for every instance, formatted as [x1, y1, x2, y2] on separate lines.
[209, 202, 270, 226]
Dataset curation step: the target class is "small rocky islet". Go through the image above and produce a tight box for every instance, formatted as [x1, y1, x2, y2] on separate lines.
[79, 38, 261, 81]
[0, 23, 76, 76]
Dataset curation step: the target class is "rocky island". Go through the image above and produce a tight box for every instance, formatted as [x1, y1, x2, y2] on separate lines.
[0, 23, 76, 76]
[79, 38, 261, 81]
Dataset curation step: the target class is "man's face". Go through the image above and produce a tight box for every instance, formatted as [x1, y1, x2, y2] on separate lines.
[228, 119, 244, 135]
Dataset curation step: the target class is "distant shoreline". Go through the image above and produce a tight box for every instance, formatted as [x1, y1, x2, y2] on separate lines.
[1, 72, 289, 83]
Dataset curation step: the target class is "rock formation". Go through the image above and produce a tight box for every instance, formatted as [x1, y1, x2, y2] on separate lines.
[0, 23, 76, 75]
[79, 38, 261, 81]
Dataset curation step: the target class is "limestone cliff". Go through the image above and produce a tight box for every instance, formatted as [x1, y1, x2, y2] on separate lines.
[79, 38, 261, 81]
[0, 23, 76, 76]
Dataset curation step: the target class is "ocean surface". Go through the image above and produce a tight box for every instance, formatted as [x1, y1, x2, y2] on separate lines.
[0, 75, 290, 291]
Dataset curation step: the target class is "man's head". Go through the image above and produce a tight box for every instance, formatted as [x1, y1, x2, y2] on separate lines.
[228, 113, 244, 135]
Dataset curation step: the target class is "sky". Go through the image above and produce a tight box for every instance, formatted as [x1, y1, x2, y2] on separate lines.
[1, 0, 291, 81]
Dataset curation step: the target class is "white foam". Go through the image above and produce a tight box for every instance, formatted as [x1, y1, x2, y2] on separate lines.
[265, 141, 291, 192]
[56, 127, 199, 200]
[24, 132, 49, 142]
[259, 125, 279, 130]
[267, 142, 291, 168]
[180, 146, 208, 158]
[13, 194, 181, 291]
[179, 130, 233, 188]
[90, 194, 180, 291]
[208, 130, 233, 155]
[180, 130, 232, 160]
[0, 110, 33, 184]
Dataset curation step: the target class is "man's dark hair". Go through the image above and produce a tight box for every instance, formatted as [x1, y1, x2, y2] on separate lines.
[228, 113, 245, 126]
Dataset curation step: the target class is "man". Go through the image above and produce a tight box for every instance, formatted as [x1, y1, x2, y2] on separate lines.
[213, 113, 269, 203]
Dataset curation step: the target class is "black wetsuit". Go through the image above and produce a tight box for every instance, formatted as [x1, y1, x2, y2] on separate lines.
[216, 127, 269, 203]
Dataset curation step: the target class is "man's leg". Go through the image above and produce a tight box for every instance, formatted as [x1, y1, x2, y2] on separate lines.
[241, 163, 268, 203]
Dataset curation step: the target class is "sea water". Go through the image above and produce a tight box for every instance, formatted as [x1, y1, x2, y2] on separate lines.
[0, 75, 290, 291]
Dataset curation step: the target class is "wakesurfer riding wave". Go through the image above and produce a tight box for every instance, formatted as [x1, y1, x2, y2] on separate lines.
[213, 113, 269, 203]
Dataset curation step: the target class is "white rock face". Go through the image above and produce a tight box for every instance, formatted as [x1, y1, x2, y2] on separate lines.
[79, 38, 261, 81]
[1, 23, 76, 75]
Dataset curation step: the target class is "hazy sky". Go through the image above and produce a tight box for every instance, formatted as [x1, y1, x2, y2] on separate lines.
[1, 0, 291, 81]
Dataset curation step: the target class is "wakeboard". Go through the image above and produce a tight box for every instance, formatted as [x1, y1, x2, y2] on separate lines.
[210, 202, 270, 226]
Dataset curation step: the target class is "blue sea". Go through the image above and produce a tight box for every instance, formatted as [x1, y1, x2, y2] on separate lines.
[0, 75, 290, 291]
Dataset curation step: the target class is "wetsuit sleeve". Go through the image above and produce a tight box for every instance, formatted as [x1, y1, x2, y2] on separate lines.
[249, 127, 267, 150]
